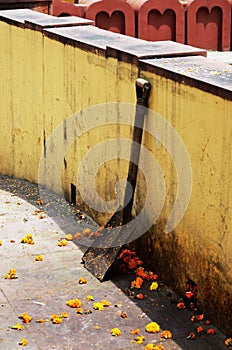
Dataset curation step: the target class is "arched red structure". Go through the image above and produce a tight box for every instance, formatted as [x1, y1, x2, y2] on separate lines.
[85, 0, 135, 36]
[187, 0, 231, 51]
[53, 0, 86, 18]
[129, 0, 185, 43]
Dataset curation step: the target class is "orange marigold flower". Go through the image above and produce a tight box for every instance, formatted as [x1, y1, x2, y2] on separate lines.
[131, 277, 143, 289]
[145, 322, 160, 333]
[36, 319, 45, 323]
[19, 313, 32, 323]
[177, 302, 185, 309]
[205, 320, 211, 325]
[136, 293, 144, 299]
[130, 329, 140, 335]
[186, 332, 196, 340]
[66, 298, 82, 308]
[76, 308, 83, 314]
[121, 312, 128, 319]
[102, 299, 110, 307]
[110, 327, 121, 336]
[197, 314, 204, 321]
[225, 337, 232, 346]
[161, 330, 173, 339]
[61, 312, 69, 318]
[206, 328, 216, 335]
[144, 344, 165, 350]
[78, 277, 87, 284]
[196, 326, 204, 333]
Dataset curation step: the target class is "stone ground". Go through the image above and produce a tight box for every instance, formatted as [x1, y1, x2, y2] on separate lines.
[0, 175, 230, 350]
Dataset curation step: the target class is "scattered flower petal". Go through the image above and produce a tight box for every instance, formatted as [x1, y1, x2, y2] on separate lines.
[58, 239, 67, 247]
[78, 278, 87, 284]
[9, 323, 23, 331]
[161, 330, 172, 339]
[121, 312, 128, 319]
[5, 268, 18, 279]
[132, 335, 145, 344]
[145, 322, 160, 333]
[65, 234, 73, 241]
[66, 298, 82, 308]
[86, 295, 94, 301]
[93, 302, 104, 311]
[150, 282, 159, 291]
[130, 329, 140, 335]
[19, 338, 28, 346]
[19, 313, 32, 323]
[110, 327, 121, 336]
[102, 299, 110, 307]
[61, 312, 69, 318]
[207, 328, 216, 335]
[186, 332, 196, 340]
[35, 255, 43, 261]
[50, 314, 62, 324]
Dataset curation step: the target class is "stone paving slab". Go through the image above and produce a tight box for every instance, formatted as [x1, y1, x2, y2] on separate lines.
[0, 176, 230, 350]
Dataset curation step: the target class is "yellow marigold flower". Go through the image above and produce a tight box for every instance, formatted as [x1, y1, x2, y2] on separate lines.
[86, 295, 94, 301]
[35, 255, 43, 261]
[102, 299, 110, 307]
[10, 323, 23, 330]
[50, 314, 62, 324]
[93, 302, 104, 311]
[21, 234, 34, 245]
[19, 313, 32, 323]
[61, 312, 69, 318]
[78, 277, 87, 284]
[161, 330, 172, 339]
[36, 319, 45, 323]
[110, 327, 121, 336]
[65, 234, 73, 241]
[58, 239, 67, 247]
[66, 298, 82, 308]
[132, 335, 145, 344]
[19, 338, 28, 346]
[145, 322, 160, 333]
[144, 345, 165, 350]
[0, 240, 2, 246]
[149, 282, 159, 291]
[5, 268, 17, 279]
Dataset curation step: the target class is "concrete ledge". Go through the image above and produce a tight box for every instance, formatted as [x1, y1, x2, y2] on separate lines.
[139, 55, 232, 100]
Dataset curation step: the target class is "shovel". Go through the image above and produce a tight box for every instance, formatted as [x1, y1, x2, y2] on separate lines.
[82, 78, 151, 281]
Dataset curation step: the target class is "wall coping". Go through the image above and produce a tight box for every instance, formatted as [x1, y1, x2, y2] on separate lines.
[140, 56, 232, 100]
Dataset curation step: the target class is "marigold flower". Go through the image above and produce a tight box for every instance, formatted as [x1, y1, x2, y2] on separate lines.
[19, 313, 32, 323]
[177, 302, 185, 309]
[51, 314, 62, 324]
[0, 240, 2, 246]
[186, 332, 196, 340]
[66, 298, 82, 308]
[205, 320, 211, 325]
[19, 338, 28, 346]
[36, 319, 45, 323]
[196, 326, 204, 333]
[58, 239, 67, 247]
[10, 323, 23, 330]
[86, 295, 94, 301]
[65, 234, 73, 241]
[206, 328, 215, 335]
[225, 337, 232, 346]
[121, 312, 128, 319]
[150, 282, 159, 291]
[131, 277, 143, 289]
[136, 293, 144, 299]
[76, 308, 83, 314]
[130, 329, 140, 335]
[197, 314, 204, 321]
[161, 330, 172, 339]
[110, 327, 121, 336]
[21, 234, 34, 245]
[102, 299, 110, 307]
[5, 268, 17, 279]
[35, 255, 43, 261]
[61, 312, 69, 318]
[132, 335, 145, 344]
[93, 302, 104, 311]
[144, 344, 165, 350]
[83, 228, 91, 236]
[145, 322, 160, 333]
[78, 277, 87, 284]
[74, 232, 81, 240]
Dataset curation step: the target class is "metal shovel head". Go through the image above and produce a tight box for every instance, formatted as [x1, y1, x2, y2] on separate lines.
[82, 78, 151, 281]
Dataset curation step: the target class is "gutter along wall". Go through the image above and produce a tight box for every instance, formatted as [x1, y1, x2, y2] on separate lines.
[0, 9, 231, 333]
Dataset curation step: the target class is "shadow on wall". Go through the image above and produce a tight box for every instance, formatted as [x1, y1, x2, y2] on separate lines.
[52, 0, 232, 51]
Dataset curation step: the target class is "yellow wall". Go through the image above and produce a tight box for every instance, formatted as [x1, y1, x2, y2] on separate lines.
[0, 13, 231, 333]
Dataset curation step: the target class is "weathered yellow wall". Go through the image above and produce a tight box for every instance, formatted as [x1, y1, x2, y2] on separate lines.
[0, 14, 231, 333]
